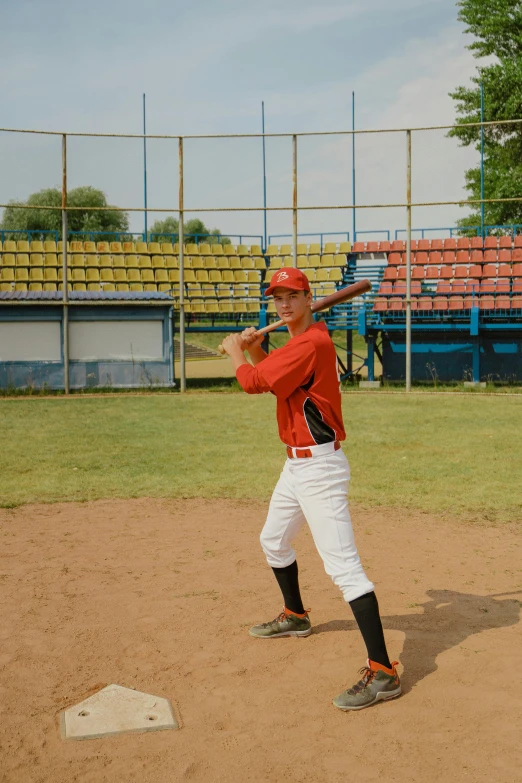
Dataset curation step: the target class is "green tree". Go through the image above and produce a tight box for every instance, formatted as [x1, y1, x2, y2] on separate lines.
[449, 0, 522, 230]
[0, 186, 129, 239]
[148, 216, 230, 244]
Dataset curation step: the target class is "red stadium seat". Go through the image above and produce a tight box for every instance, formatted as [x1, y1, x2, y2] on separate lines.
[366, 241, 379, 252]
[452, 281, 466, 292]
[513, 263, 522, 275]
[353, 242, 365, 253]
[496, 295, 510, 310]
[513, 278, 522, 292]
[411, 297, 418, 311]
[397, 266, 407, 279]
[483, 264, 497, 278]
[454, 265, 468, 278]
[410, 240, 419, 251]
[394, 281, 406, 295]
[418, 298, 432, 312]
[379, 241, 391, 252]
[443, 251, 456, 264]
[391, 240, 405, 252]
[470, 250, 484, 263]
[430, 239, 443, 251]
[480, 295, 495, 310]
[379, 282, 393, 295]
[457, 237, 470, 249]
[411, 281, 422, 294]
[469, 264, 482, 278]
[513, 249, 522, 262]
[418, 239, 430, 251]
[374, 297, 388, 312]
[439, 265, 453, 279]
[383, 266, 397, 281]
[412, 266, 425, 279]
[433, 296, 448, 311]
[389, 297, 403, 311]
[437, 281, 451, 293]
[428, 251, 442, 265]
[512, 295, 522, 309]
[514, 236, 522, 248]
[470, 236, 483, 249]
[443, 238, 457, 250]
[498, 249, 512, 263]
[388, 252, 402, 266]
[484, 236, 497, 249]
[465, 280, 480, 293]
[425, 266, 439, 279]
[497, 264, 512, 277]
[480, 280, 496, 293]
[449, 296, 464, 311]
[456, 250, 469, 263]
[483, 249, 497, 263]
[499, 236, 512, 249]
[416, 251, 429, 265]
[496, 279, 510, 292]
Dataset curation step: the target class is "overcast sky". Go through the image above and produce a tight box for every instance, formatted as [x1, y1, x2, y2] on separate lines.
[0, 0, 482, 242]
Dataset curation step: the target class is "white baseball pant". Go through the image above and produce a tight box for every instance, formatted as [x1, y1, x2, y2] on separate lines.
[260, 444, 375, 603]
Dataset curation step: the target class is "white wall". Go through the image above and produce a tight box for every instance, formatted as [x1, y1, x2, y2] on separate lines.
[69, 320, 164, 361]
[0, 321, 61, 361]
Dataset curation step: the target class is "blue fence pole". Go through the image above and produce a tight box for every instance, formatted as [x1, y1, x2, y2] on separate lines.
[262, 101, 267, 253]
[143, 93, 148, 240]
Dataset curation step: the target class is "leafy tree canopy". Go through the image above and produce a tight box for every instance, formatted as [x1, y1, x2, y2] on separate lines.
[449, 0, 522, 229]
[0, 186, 129, 239]
[148, 216, 230, 244]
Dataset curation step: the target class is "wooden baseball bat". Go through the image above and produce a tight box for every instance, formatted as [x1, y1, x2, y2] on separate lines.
[217, 279, 372, 354]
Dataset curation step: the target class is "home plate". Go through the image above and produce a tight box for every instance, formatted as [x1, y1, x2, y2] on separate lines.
[61, 684, 179, 740]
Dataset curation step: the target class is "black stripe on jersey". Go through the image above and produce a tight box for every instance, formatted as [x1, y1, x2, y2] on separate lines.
[303, 397, 336, 444]
[300, 372, 315, 392]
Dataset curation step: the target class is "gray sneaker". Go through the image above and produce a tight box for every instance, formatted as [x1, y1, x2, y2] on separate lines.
[249, 609, 312, 638]
[333, 660, 401, 711]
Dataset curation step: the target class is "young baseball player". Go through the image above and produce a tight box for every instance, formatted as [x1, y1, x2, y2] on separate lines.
[221, 267, 401, 711]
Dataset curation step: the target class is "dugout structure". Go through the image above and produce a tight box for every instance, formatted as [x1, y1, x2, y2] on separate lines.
[0, 291, 174, 390]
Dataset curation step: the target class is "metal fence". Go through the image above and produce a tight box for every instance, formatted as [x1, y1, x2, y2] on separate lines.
[1, 118, 522, 392]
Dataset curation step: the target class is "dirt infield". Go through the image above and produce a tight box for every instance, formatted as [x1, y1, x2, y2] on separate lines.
[1, 498, 521, 783]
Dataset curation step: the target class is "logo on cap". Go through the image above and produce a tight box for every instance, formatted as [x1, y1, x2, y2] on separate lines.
[276, 270, 289, 281]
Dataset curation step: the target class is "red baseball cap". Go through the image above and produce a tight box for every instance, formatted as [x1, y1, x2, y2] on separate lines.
[265, 267, 311, 296]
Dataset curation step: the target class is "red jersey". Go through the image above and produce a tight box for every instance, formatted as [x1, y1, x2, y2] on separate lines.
[235, 322, 346, 448]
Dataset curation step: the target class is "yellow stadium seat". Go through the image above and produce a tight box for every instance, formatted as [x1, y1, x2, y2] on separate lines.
[168, 270, 180, 283]
[44, 268, 58, 282]
[199, 243, 211, 255]
[116, 284, 130, 292]
[130, 283, 144, 292]
[237, 245, 249, 256]
[57, 267, 64, 281]
[334, 253, 347, 266]
[100, 269, 114, 283]
[43, 241, 57, 253]
[219, 300, 234, 314]
[224, 244, 236, 256]
[152, 255, 165, 268]
[250, 245, 262, 256]
[28, 268, 43, 282]
[266, 245, 278, 256]
[190, 257, 205, 270]
[248, 284, 261, 297]
[84, 241, 96, 253]
[29, 240, 44, 253]
[30, 254, 43, 267]
[186, 243, 199, 255]
[16, 254, 30, 266]
[296, 244, 307, 255]
[323, 242, 337, 254]
[315, 269, 329, 282]
[309, 243, 322, 255]
[264, 269, 275, 283]
[297, 255, 308, 268]
[212, 244, 224, 256]
[110, 242, 123, 254]
[283, 256, 294, 267]
[113, 269, 126, 283]
[2, 254, 15, 267]
[205, 299, 220, 314]
[125, 255, 139, 268]
[70, 254, 85, 267]
[15, 268, 29, 281]
[17, 240, 30, 253]
[234, 301, 248, 314]
[14, 282, 28, 291]
[234, 284, 248, 297]
[209, 270, 222, 283]
[266, 300, 277, 314]
[321, 254, 334, 266]
[86, 268, 101, 283]
[112, 255, 125, 268]
[304, 269, 316, 282]
[339, 241, 351, 253]
[43, 283, 57, 292]
[228, 256, 241, 270]
[157, 284, 171, 293]
[186, 283, 201, 296]
[97, 241, 110, 254]
[44, 253, 58, 267]
[0, 282, 13, 291]
[3, 241, 16, 253]
[221, 270, 234, 283]
[184, 269, 196, 283]
[71, 268, 85, 282]
[280, 244, 292, 256]
[70, 241, 83, 253]
[155, 269, 168, 283]
[101, 283, 116, 292]
[139, 255, 152, 268]
[122, 241, 136, 253]
[216, 257, 230, 269]
[201, 283, 215, 296]
[29, 282, 43, 291]
[247, 270, 260, 283]
[269, 256, 282, 269]
[173, 243, 180, 253]
[85, 254, 99, 267]
[161, 243, 174, 255]
[165, 256, 178, 269]
[234, 270, 247, 283]
[217, 283, 230, 296]
[99, 255, 113, 267]
[135, 241, 148, 254]
[127, 269, 141, 283]
[73, 283, 86, 292]
[148, 242, 161, 255]
[253, 257, 266, 270]
[141, 269, 155, 283]
[205, 256, 217, 268]
[196, 269, 209, 282]
[241, 257, 254, 269]
[247, 300, 260, 313]
[329, 268, 342, 282]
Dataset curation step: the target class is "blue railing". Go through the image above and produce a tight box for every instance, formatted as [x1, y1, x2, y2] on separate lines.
[394, 224, 522, 240]
[353, 230, 390, 241]
[0, 229, 60, 243]
[267, 231, 350, 248]
[148, 233, 263, 246]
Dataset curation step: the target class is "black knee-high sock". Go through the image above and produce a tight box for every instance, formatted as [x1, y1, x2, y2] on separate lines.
[271, 560, 305, 615]
[349, 591, 391, 669]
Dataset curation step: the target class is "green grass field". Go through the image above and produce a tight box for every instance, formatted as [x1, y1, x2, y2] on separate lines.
[1, 394, 520, 523]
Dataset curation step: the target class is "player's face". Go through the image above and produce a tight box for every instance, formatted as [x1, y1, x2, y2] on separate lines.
[272, 288, 312, 325]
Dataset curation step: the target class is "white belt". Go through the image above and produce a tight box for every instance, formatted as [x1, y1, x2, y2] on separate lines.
[286, 440, 341, 459]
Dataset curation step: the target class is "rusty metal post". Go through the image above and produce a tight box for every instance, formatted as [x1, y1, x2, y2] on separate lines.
[406, 130, 412, 393]
[292, 134, 298, 268]
[61, 134, 70, 394]
[178, 137, 186, 392]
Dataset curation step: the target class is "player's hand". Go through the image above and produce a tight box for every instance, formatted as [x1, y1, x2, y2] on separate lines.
[239, 327, 264, 351]
[221, 333, 245, 357]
